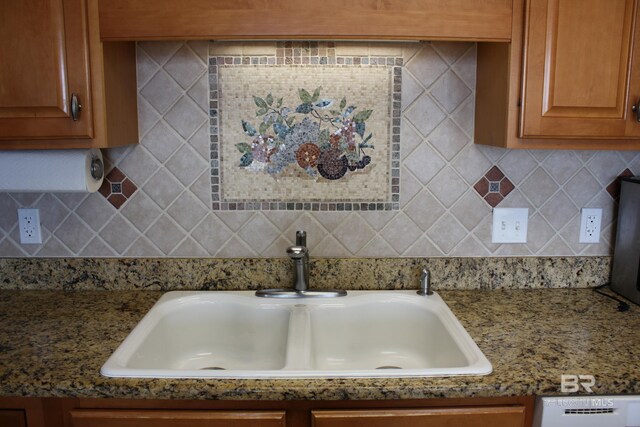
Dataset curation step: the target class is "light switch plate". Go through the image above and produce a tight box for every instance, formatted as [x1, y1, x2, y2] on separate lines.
[492, 208, 529, 243]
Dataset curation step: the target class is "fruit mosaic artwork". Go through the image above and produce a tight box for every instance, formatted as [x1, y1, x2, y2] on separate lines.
[236, 87, 374, 181]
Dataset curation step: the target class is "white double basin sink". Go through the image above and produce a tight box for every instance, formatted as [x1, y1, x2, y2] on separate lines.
[101, 291, 492, 378]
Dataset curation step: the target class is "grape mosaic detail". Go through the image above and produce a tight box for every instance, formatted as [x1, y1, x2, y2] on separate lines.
[210, 46, 402, 211]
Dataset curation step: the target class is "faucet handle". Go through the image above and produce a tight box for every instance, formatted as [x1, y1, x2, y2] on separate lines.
[296, 230, 306, 246]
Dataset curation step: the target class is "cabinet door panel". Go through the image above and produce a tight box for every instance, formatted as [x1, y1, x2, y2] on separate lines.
[521, 0, 640, 138]
[69, 409, 286, 427]
[312, 407, 526, 427]
[0, 0, 93, 139]
[0, 410, 27, 427]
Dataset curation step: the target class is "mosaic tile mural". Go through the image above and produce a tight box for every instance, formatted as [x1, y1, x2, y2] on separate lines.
[0, 40, 638, 258]
[211, 46, 401, 211]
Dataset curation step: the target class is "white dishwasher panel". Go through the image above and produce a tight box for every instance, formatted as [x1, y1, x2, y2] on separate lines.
[534, 396, 640, 427]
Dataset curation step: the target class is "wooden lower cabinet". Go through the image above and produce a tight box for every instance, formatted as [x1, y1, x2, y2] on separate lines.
[0, 396, 534, 427]
[0, 410, 27, 427]
[312, 407, 526, 427]
[69, 409, 286, 427]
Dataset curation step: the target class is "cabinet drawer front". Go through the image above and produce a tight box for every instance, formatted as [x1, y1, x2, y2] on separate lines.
[69, 409, 286, 427]
[521, 0, 640, 138]
[312, 406, 526, 427]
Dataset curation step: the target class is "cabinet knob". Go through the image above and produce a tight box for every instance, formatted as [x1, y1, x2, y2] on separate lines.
[70, 93, 82, 121]
[632, 98, 640, 122]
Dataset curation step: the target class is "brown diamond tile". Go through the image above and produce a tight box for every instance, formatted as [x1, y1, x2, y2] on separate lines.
[606, 168, 634, 199]
[106, 167, 126, 183]
[121, 178, 137, 198]
[107, 194, 127, 209]
[485, 165, 505, 182]
[484, 192, 504, 208]
[474, 177, 490, 197]
[499, 176, 515, 197]
[98, 180, 111, 198]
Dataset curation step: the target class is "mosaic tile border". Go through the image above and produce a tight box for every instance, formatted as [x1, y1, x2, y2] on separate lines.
[209, 48, 402, 211]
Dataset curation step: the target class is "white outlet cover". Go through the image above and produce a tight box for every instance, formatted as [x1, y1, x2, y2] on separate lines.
[491, 208, 529, 243]
[17, 208, 42, 245]
[579, 208, 602, 243]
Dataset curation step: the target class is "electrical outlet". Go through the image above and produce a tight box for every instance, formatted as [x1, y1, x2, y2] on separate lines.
[17, 208, 42, 244]
[492, 208, 529, 243]
[579, 208, 602, 243]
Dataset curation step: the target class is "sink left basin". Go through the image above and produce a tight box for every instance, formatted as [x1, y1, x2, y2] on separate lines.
[101, 292, 291, 377]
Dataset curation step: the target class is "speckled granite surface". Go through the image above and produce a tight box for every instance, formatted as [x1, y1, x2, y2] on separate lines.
[0, 288, 637, 400]
[0, 257, 611, 290]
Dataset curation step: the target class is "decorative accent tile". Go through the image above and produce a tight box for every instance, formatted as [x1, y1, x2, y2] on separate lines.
[210, 45, 402, 211]
[98, 167, 137, 209]
[474, 166, 514, 208]
[606, 168, 634, 199]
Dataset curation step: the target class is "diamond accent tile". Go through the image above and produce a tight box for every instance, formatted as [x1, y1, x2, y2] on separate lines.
[473, 166, 514, 208]
[430, 71, 472, 113]
[98, 167, 138, 209]
[606, 168, 634, 199]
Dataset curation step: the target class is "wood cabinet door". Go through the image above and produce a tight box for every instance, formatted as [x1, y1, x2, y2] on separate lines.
[0, 0, 93, 140]
[0, 410, 27, 427]
[312, 407, 526, 427]
[69, 409, 286, 427]
[520, 0, 640, 139]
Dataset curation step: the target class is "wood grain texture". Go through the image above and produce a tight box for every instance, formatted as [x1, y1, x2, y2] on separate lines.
[0, 0, 137, 149]
[312, 406, 526, 427]
[475, 0, 640, 149]
[98, 0, 512, 42]
[0, 411, 27, 427]
[70, 410, 286, 427]
[521, 0, 640, 138]
[0, 0, 93, 139]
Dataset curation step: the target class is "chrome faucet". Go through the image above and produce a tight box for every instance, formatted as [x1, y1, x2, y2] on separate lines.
[255, 230, 346, 298]
[288, 230, 309, 292]
[417, 268, 432, 296]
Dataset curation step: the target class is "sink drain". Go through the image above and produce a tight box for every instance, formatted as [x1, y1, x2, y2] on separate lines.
[375, 366, 402, 370]
[200, 366, 226, 370]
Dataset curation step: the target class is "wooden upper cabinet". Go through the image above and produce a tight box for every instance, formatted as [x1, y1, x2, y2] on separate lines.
[312, 407, 527, 427]
[520, 0, 640, 139]
[98, 0, 513, 42]
[0, 0, 137, 149]
[0, 0, 93, 139]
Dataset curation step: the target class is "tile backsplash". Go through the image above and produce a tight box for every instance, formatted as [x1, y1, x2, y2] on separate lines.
[0, 41, 638, 258]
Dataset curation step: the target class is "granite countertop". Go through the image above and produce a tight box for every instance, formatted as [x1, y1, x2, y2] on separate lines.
[0, 288, 638, 400]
